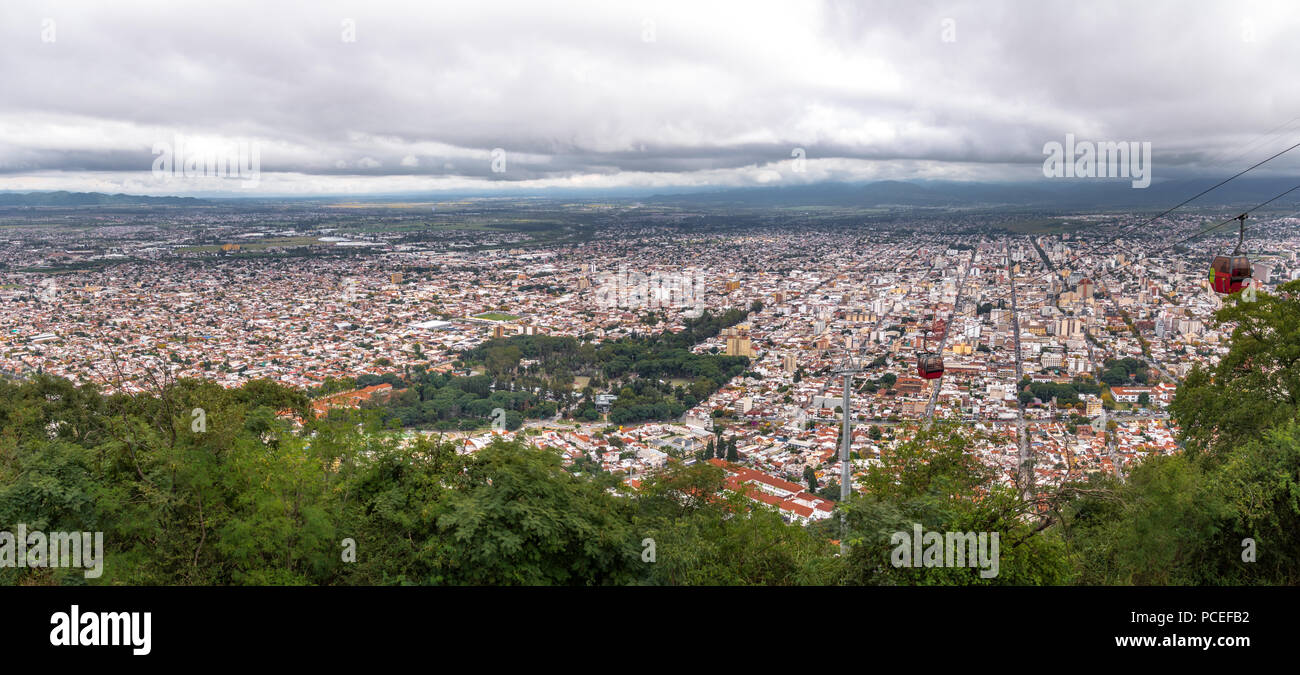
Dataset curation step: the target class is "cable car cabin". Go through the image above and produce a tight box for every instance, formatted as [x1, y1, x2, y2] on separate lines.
[1209, 255, 1252, 294]
[916, 352, 944, 380]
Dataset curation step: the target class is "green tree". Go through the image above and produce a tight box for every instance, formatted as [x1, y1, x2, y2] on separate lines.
[841, 423, 1070, 585]
[1171, 280, 1300, 460]
[632, 463, 840, 585]
[1066, 282, 1300, 584]
[427, 439, 638, 584]
[803, 465, 818, 492]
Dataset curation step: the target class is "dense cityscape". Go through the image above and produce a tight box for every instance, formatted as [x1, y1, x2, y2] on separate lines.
[6, 198, 1298, 522]
[3, 2, 1297, 659]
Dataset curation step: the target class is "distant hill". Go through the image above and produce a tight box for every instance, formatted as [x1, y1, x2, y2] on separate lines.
[0, 191, 208, 206]
[4, 179, 1300, 211]
[646, 177, 1300, 210]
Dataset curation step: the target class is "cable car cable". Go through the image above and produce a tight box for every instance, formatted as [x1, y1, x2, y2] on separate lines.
[971, 177, 1300, 309]
[969, 139, 1300, 307]
[1098, 139, 1300, 248]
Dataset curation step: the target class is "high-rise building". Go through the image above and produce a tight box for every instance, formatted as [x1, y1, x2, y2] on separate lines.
[1055, 317, 1082, 338]
[722, 326, 754, 357]
[725, 334, 753, 357]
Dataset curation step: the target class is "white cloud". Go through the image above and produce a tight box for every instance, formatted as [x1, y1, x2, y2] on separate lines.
[0, 0, 1297, 194]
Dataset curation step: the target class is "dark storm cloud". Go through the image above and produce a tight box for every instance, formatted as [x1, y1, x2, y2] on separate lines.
[0, 0, 1298, 194]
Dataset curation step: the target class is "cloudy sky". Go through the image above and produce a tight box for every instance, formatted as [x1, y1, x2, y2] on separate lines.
[2, 0, 1299, 195]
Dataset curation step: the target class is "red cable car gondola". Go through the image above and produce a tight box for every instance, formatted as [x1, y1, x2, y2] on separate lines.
[916, 329, 944, 380]
[1210, 214, 1252, 294]
[917, 352, 944, 379]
